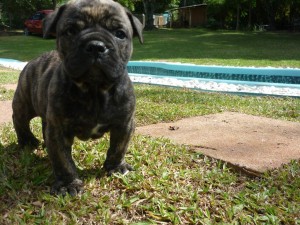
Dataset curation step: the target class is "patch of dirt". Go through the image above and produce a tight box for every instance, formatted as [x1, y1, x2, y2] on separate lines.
[0, 100, 12, 125]
[0, 83, 17, 90]
[136, 112, 300, 174]
[0, 85, 16, 127]
[0, 68, 17, 72]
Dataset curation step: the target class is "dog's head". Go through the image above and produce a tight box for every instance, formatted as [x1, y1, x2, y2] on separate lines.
[43, 0, 143, 87]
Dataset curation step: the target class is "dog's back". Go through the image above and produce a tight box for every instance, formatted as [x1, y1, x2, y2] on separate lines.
[13, 51, 60, 118]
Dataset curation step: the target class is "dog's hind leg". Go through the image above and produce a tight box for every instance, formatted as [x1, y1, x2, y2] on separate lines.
[42, 119, 47, 147]
[12, 103, 39, 148]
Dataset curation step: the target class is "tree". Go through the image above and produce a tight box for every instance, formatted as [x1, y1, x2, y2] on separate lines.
[2, 0, 299, 30]
[0, 0, 27, 28]
[258, 0, 277, 29]
[257, 0, 300, 30]
[142, 0, 180, 30]
[143, 0, 155, 29]
[204, 0, 227, 28]
[117, 0, 139, 11]
[246, 0, 256, 29]
[225, 0, 250, 30]
[0, 0, 65, 29]
[52, 0, 57, 8]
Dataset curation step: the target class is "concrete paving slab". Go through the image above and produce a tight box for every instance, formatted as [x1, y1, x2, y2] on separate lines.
[136, 112, 300, 173]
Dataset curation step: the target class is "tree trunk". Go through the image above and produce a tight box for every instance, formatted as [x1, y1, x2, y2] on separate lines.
[9, 12, 13, 30]
[261, 0, 276, 30]
[236, 3, 240, 30]
[143, 0, 155, 30]
[247, 3, 252, 29]
[52, 0, 57, 9]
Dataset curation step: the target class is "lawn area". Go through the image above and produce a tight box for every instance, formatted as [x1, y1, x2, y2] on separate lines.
[1, 29, 300, 68]
[0, 29, 300, 224]
[0, 67, 18, 101]
[0, 35, 56, 62]
[132, 29, 300, 68]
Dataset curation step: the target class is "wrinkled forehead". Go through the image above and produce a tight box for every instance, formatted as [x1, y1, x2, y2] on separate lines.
[63, 0, 131, 29]
[67, 0, 120, 9]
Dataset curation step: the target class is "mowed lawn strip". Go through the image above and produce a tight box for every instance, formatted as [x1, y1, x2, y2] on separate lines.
[1, 29, 300, 67]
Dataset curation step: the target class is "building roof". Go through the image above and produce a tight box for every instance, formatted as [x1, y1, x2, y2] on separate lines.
[169, 4, 208, 12]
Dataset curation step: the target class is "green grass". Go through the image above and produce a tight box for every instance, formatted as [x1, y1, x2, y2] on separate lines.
[0, 35, 56, 61]
[134, 85, 300, 125]
[133, 29, 300, 67]
[0, 30, 300, 224]
[0, 67, 19, 100]
[0, 67, 19, 84]
[0, 87, 14, 101]
[0, 122, 299, 224]
[1, 29, 300, 67]
[0, 85, 300, 224]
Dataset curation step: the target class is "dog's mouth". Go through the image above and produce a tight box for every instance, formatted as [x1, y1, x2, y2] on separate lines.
[65, 60, 121, 89]
[70, 64, 116, 89]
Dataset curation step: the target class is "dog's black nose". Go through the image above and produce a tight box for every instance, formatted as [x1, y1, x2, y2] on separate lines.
[85, 41, 109, 56]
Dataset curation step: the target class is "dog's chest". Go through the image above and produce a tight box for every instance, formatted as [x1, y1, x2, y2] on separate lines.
[63, 87, 127, 140]
[90, 123, 108, 138]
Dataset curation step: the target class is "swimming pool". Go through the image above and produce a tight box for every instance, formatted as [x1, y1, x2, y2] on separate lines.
[128, 61, 300, 97]
[1, 58, 299, 97]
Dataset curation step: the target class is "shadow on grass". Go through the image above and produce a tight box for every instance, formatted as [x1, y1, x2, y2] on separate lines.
[0, 142, 51, 214]
[0, 139, 108, 216]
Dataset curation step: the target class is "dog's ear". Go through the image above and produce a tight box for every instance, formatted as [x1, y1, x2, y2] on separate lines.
[43, 5, 66, 38]
[126, 11, 144, 44]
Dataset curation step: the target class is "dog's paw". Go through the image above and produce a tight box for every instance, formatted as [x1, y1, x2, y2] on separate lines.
[50, 178, 83, 197]
[104, 162, 134, 176]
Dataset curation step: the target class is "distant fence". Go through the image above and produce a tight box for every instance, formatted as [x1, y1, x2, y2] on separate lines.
[134, 14, 169, 28]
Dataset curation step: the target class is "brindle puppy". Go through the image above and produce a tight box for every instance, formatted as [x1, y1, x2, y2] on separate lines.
[12, 0, 143, 196]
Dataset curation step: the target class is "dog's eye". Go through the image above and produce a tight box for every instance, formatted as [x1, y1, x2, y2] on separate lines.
[115, 30, 127, 39]
[65, 27, 78, 36]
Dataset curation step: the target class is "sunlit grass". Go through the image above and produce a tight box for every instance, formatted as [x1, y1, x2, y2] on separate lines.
[0, 67, 19, 84]
[132, 29, 300, 68]
[134, 85, 300, 125]
[0, 121, 299, 224]
[0, 84, 299, 224]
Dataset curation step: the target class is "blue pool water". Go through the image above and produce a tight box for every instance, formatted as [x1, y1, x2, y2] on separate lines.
[128, 61, 300, 86]
[127, 61, 300, 97]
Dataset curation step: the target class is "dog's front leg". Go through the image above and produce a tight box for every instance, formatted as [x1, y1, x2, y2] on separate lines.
[104, 120, 134, 175]
[45, 124, 83, 196]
